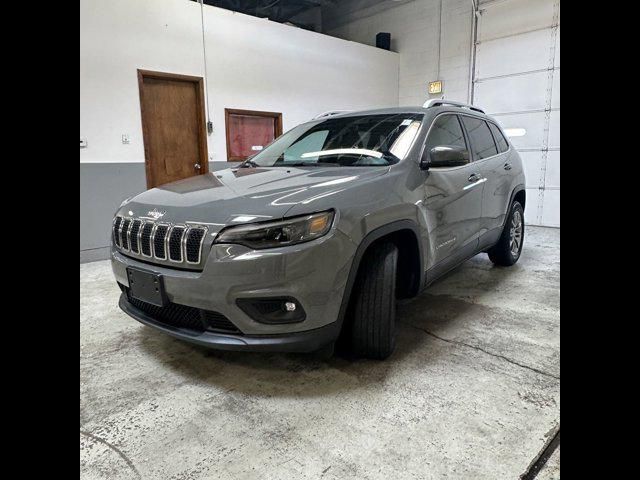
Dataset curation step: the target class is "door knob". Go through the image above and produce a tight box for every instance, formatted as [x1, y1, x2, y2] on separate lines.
[194, 163, 201, 170]
[503, 162, 512, 170]
[468, 173, 481, 182]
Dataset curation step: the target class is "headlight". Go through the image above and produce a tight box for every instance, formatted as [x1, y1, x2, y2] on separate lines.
[215, 210, 335, 249]
[119, 196, 133, 208]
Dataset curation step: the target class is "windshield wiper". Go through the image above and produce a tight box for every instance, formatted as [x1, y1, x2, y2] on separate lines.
[283, 162, 340, 167]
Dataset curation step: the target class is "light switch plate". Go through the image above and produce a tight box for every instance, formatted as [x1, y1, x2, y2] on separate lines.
[122, 134, 130, 144]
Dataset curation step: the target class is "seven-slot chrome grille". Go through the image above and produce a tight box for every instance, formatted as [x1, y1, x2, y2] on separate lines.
[113, 216, 208, 268]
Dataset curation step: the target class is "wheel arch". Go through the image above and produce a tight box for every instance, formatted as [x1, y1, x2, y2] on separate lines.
[503, 184, 526, 228]
[336, 220, 424, 331]
[513, 187, 526, 211]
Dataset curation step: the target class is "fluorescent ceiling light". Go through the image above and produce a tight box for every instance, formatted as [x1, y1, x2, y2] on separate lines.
[504, 128, 526, 137]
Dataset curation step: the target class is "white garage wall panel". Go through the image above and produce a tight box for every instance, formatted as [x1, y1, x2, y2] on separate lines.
[551, 70, 560, 108]
[545, 151, 560, 189]
[474, 0, 560, 227]
[477, 0, 556, 41]
[518, 152, 543, 189]
[494, 112, 546, 150]
[475, 28, 553, 79]
[475, 71, 548, 113]
[542, 190, 560, 226]
[554, 26, 560, 67]
[524, 188, 542, 226]
[548, 110, 560, 149]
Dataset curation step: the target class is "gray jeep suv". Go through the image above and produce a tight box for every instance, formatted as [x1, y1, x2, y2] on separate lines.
[111, 100, 525, 359]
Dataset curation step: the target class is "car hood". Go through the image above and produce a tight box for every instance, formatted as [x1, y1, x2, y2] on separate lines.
[118, 166, 389, 231]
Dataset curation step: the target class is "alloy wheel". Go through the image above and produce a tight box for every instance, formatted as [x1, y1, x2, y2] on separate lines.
[509, 210, 523, 256]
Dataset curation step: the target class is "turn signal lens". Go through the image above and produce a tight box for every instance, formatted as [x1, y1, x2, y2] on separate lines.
[309, 214, 330, 234]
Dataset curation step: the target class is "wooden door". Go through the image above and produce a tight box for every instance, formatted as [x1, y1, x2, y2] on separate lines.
[138, 70, 209, 188]
[225, 109, 283, 162]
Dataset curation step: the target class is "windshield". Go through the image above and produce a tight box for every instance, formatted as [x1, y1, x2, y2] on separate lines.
[244, 113, 423, 168]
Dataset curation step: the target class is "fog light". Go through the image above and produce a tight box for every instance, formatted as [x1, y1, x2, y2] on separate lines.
[236, 297, 306, 324]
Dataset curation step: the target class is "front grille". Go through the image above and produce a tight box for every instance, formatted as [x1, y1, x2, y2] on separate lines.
[113, 217, 122, 247]
[125, 289, 241, 334]
[203, 310, 241, 333]
[127, 292, 205, 332]
[154, 224, 169, 259]
[113, 216, 209, 269]
[129, 220, 142, 253]
[186, 228, 206, 263]
[121, 218, 131, 250]
[169, 226, 186, 262]
[140, 223, 153, 256]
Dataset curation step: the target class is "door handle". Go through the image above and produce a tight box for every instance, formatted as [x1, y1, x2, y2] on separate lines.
[194, 163, 201, 170]
[503, 162, 512, 170]
[464, 174, 486, 190]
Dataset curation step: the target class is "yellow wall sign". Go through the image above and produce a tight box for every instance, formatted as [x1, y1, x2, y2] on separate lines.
[428, 80, 443, 95]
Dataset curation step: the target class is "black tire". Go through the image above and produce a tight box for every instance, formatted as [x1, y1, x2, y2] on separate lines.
[349, 242, 398, 359]
[312, 341, 335, 361]
[487, 200, 524, 266]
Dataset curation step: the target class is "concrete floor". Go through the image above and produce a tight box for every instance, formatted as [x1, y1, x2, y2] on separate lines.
[80, 226, 560, 480]
[537, 445, 560, 480]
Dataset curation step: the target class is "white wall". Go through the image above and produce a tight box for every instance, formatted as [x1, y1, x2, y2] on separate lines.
[80, 0, 399, 165]
[324, 0, 473, 106]
[473, 0, 560, 227]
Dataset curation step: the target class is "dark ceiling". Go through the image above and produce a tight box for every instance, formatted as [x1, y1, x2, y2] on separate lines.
[198, 0, 337, 27]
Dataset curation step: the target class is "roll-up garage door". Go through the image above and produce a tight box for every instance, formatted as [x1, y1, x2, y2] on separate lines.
[472, 0, 560, 227]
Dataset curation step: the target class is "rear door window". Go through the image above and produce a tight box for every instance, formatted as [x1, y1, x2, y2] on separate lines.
[488, 122, 509, 153]
[461, 116, 498, 160]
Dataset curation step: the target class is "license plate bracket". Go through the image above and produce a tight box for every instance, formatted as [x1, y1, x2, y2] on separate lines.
[126, 267, 167, 307]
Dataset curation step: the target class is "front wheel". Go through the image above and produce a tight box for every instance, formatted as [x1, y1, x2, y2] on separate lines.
[488, 201, 524, 266]
[312, 341, 335, 361]
[349, 242, 398, 359]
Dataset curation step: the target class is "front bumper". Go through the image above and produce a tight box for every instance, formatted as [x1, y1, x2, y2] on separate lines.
[119, 293, 340, 352]
[112, 227, 356, 344]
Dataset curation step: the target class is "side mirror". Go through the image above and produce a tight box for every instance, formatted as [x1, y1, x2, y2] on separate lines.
[420, 145, 470, 169]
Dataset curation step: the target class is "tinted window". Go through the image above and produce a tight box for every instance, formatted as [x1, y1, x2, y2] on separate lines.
[425, 114, 467, 155]
[249, 114, 423, 167]
[284, 130, 329, 162]
[461, 116, 498, 159]
[488, 122, 509, 153]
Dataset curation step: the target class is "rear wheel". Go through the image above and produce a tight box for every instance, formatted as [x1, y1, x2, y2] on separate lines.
[349, 242, 398, 359]
[488, 201, 524, 266]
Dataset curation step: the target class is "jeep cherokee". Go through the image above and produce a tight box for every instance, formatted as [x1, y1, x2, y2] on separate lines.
[111, 100, 525, 359]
